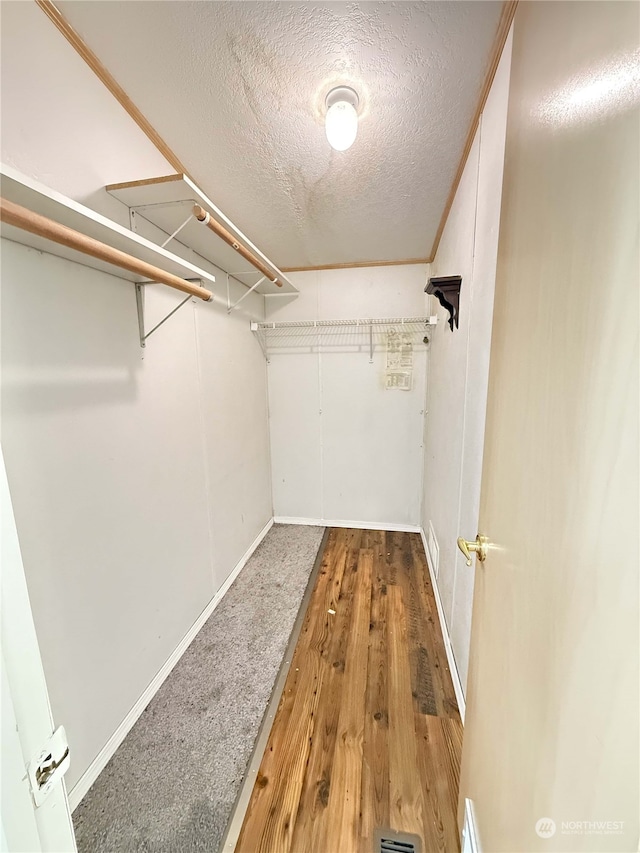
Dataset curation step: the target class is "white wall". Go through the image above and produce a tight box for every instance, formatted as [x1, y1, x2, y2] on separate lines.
[0, 2, 167, 227]
[0, 2, 272, 798]
[422, 31, 513, 695]
[267, 265, 428, 528]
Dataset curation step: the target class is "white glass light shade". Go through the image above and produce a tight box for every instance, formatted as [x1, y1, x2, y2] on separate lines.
[325, 100, 358, 151]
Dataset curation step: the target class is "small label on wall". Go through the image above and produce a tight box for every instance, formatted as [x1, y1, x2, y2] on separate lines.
[385, 372, 412, 390]
[385, 330, 413, 390]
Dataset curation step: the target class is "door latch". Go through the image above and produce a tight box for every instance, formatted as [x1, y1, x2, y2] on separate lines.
[28, 726, 70, 807]
[457, 534, 488, 566]
[36, 746, 69, 787]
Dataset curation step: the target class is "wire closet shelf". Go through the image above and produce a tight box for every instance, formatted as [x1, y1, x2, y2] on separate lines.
[250, 316, 436, 360]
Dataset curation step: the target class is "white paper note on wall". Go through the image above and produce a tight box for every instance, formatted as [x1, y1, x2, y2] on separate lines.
[385, 330, 413, 390]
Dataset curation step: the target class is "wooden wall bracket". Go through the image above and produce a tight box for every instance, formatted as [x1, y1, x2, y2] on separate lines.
[425, 275, 462, 331]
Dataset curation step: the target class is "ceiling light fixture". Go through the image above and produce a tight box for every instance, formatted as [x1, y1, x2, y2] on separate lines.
[325, 86, 359, 151]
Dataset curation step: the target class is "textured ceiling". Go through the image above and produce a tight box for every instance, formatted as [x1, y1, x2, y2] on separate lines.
[56, 1, 503, 268]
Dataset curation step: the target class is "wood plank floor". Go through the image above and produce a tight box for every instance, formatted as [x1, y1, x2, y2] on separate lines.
[236, 528, 463, 853]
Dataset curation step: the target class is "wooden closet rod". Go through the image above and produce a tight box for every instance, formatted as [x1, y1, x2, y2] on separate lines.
[0, 197, 213, 301]
[192, 205, 282, 287]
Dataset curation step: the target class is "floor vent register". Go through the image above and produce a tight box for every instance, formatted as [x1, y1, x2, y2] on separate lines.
[374, 828, 422, 853]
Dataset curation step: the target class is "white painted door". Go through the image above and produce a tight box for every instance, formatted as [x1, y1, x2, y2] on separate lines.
[1, 450, 76, 852]
[460, 3, 639, 852]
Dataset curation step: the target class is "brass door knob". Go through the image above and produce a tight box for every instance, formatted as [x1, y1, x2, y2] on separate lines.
[457, 535, 488, 566]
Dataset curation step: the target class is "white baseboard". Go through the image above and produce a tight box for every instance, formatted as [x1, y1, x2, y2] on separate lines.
[419, 527, 466, 722]
[462, 798, 481, 853]
[274, 516, 421, 533]
[68, 517, 274, 812]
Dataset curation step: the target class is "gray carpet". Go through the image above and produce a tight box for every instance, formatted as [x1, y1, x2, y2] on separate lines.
[72, 523, 325, 853]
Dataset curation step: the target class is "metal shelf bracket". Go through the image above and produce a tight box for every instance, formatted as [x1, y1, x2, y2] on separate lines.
[135, 279, 202, 348]
[250, 321, 270, 362]
[228, 275, 269, 314]
[160, 212, 194, 249]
